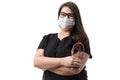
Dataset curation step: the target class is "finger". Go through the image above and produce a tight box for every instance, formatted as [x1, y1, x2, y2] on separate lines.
[72, 59, 82, 64]
[71, 62, 80, 68]
[71, 67, 81, 72]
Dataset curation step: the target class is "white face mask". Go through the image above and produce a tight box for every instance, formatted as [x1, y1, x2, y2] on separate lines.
[58, 16, 75, 30]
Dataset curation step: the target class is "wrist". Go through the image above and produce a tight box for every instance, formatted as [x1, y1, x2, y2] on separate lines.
[60, 58, 65, 66]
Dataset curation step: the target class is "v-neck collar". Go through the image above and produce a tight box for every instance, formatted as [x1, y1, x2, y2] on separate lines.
[55, 33, 71, 41]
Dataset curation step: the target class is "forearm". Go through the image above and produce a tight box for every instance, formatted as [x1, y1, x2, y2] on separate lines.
[49, 52, 90, 76]
[49, 66, 80, 76]
[34, 56, 63, 70]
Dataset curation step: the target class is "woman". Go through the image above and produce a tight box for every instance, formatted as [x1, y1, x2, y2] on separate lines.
[34, 1, 92, 80]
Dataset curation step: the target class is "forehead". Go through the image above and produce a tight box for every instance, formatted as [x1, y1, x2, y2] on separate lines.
[61, 6, 73, 13]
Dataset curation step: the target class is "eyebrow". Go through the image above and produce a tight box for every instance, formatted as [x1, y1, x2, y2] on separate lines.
[60, 12, 74, 14]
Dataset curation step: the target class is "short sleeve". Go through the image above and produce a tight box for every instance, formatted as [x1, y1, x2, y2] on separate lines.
[37, 35, 49, 49]
[84, 42, 92, 58]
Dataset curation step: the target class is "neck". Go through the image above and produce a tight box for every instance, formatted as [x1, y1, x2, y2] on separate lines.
[59, 29, 71, 36]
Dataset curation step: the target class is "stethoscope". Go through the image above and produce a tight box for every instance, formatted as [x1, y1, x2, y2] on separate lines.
[71, 42, 84, 59]
[71, 42, 84, 70]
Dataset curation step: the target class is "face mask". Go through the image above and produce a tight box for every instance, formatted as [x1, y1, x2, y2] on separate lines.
[58, 16, 75, 30]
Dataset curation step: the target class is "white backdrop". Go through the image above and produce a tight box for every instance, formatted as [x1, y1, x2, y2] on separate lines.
[0, 0, 120, 80]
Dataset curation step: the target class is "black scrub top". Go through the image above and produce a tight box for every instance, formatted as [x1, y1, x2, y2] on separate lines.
[37, 33, 92, 80]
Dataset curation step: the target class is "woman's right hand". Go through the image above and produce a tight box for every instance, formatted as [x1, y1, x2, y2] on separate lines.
[70, 56, 82, 71]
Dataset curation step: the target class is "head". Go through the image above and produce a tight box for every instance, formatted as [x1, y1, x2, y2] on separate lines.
[58, 6, 75, 31]
[58, 1, 89, 44]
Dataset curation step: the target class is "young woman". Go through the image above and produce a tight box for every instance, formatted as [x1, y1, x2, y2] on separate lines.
[34, 1, 92, 80]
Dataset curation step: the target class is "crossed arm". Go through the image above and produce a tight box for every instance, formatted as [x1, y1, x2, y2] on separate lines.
[34, 49, 89, 76]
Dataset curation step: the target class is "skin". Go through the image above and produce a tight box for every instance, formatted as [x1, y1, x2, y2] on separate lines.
[34, 6, 90, 76]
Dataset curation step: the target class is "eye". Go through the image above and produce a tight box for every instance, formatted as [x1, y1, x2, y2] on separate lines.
[60, 12, 75, 19]
[69, 14, 74, 17]
[69, 13, 75, 19]
[60, 12, 67, 18]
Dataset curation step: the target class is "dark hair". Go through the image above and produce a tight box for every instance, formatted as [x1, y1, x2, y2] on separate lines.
[58, 1, 89, 44]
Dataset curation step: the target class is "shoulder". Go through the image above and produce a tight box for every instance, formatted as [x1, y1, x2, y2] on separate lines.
[44, 33, 57, 36]
[43, 33, 57, 38]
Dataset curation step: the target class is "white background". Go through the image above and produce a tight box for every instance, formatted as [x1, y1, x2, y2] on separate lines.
[0, 0, 120, 80]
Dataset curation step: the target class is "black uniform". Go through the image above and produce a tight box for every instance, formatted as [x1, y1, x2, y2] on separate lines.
[37, 33, 92, 80]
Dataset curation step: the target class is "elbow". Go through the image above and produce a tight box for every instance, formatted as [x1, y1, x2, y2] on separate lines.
[33, 57, 39, 68]
[34, 62, 37, 67]
[33, 56, 46, 70]
[33, 56, 43, 69]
